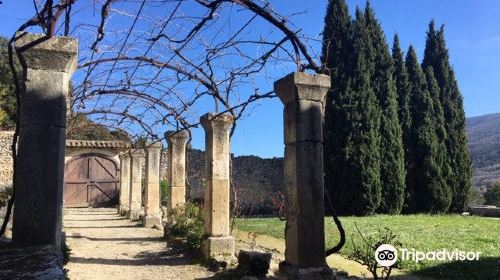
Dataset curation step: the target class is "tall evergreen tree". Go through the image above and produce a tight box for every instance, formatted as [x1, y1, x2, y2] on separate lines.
[335, 8, 381, 215]
[321, 0, 354, 210]
[425, 65, 454, 208]
[406, 46, 452, 213]
[364, 4, 405, 214]
[422, 21, 472, 212]
[391, 34, 413, 212]
[321, 0, 352, 82]
[392, 34, 411, 135]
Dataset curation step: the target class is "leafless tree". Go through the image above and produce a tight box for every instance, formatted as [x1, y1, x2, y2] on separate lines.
[37, 0, 324, 141]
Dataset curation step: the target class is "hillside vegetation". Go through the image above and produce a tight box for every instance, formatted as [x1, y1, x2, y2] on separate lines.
[466, 113, 500, 188]
[467, 112, 500, 168]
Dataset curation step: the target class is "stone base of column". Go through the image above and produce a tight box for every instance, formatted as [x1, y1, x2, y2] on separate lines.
[128, 209, 143, 220]
[118, 205, 129, 216]
[142, 215, 162, 228]
[202, 236, 236, 262]
[279, 262, 336, 280]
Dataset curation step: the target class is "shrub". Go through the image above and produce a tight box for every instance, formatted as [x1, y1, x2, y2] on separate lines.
[270, 191, 286, 220]
[169, 202, 204, 249]
[468, 188, 485, 205]
[186, 222, 204, 249]
[346, 225, 401, 280]
[230, 187, 281, 218]
[160, 180, 169, 205]
[90, 188, 118, 208]
[484, 182, 500, 207]
[0, 184, 13, 210]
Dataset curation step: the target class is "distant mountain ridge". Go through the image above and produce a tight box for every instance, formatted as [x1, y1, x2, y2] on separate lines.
[466, 112, 500, 188]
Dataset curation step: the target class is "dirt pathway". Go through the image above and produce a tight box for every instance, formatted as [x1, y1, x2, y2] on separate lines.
[64, 208, 213, 280]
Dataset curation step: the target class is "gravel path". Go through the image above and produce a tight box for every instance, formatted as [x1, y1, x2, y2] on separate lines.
[64, 208, 214, 280]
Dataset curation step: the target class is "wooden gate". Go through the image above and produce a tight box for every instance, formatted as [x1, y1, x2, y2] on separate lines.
[64, 153, 119, 207]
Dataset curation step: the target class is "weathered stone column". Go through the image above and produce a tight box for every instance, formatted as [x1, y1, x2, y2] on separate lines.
[274, 72, 332, 279]
[143, 142, 162, 228]
[12, 32, 77, 249]
[200, 113, 235, 261]
[128, 149, 144, 220]
[165, 130, 189, 213]
[118, 152, 131, 215]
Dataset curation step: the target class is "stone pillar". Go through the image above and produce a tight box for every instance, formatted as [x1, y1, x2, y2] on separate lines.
[274, 72, 332, 279]
[200, 113, 235, 261]
[143, 142, 162, 228]
[118, 152, 131, 215]
[12, 32, 77, 249]
[128, 149, 144, 220]
[165, 130, 189, 213]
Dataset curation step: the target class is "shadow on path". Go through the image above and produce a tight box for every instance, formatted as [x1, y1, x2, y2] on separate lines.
[64, 218, 128, 222]
[64, 208, 213, 279]
[67, 236, 164, 242]
[65, 225, 140, 229]
[70, 247, 200, 267]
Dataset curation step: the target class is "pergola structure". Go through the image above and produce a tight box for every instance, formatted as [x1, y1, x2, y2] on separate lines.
[5, 1, 340, 279]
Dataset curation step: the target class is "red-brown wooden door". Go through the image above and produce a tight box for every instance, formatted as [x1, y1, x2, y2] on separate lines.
[64, 154, 119, 207]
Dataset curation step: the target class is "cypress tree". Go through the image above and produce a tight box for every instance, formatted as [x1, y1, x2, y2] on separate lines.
[321, 0, 354, 212]
[321, 0, 352, 82]
[406, 46, 451, 213]
[364, 4, 405, 214]
[425, 65, 454, 209]
[422, 21, 472, 212]
[391, 34, 413, 212]
[392, 34, 411, 137]
[337, 8, 381, 215]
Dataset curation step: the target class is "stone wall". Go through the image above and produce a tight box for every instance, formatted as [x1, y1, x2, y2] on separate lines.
[468, 205, 500, 217]
[159, 149, 284, 211]
[0, 131, 14, 187]
[0, 131, 14, 223]
[231, 154, 284, 202]
[186, 149, 206, 199]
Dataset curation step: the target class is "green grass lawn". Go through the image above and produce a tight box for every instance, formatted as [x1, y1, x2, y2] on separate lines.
[235, 215, 500, 280]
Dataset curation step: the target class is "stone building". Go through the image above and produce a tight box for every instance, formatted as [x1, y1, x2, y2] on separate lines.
[0, 132, 130, 207]
[63, 140, 130, 207]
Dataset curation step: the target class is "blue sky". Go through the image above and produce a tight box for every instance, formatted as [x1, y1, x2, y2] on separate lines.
[1, 1, 499, 158]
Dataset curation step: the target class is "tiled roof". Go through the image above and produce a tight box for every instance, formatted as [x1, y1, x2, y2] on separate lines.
[66, 140, 131, 149]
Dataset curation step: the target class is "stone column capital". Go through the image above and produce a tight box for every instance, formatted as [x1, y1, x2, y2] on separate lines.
[274, 72, 330, 105]
[119, 151, 131, 160]
[129, 149, 144, 158]
[14, 32, 78, 74]
[200, 113, 234, 131]
[145, 141, 163, 151]
[165, 130, 189, 144]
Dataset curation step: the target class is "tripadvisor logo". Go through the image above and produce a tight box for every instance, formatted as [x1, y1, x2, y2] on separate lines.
[375, 244, 482, 267]
[375, 244, 398, 267]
